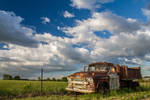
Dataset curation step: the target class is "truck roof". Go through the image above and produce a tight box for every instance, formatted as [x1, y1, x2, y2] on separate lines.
[89, 62, 115, 67]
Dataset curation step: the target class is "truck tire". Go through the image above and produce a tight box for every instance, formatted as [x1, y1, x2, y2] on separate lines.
[97, 83, 109, 94]
[131, 82, 139, 90]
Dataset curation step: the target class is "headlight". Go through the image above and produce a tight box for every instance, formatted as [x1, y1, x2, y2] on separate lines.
[67, 77, 71, 81]
[86, 77, 93, 83]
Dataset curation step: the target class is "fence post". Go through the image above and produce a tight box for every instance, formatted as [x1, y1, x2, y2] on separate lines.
[40, 67, 43, 96]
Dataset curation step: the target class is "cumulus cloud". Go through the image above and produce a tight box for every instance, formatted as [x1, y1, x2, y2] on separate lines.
[2, 45, 8, 49]
[1, 9, 150, 78]
[141, 2, 150, 20]
[63, 11, 150, 67]
[71, 0, 114, 10]
[0, 10, 38, 47]
[0, 33, 91, 78]
[142, 8, 150, 20]
[63, 12, 141, 43]
[41, 17, 50, 24]
[63, 11, 75, 18]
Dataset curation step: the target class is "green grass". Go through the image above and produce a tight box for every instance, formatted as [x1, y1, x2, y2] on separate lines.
[0, 80, 150, 100]
[13, 91, 150, 100]
[0, 80, 67, 98]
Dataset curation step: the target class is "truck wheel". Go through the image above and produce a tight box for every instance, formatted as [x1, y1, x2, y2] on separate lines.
[135, 82, 139, 87]
[132, 82, 140, 90]
[97, 83, 108, 94]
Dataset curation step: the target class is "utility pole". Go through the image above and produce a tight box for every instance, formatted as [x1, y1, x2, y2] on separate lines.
[40, 67, 43, 96]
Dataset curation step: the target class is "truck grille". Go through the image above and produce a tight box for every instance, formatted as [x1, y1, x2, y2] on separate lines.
[66, 77, 95, 93]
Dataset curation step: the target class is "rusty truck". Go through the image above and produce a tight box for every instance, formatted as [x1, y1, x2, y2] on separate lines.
[66, 62, 141, 93]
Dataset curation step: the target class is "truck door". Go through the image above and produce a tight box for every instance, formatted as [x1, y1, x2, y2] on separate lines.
[109, 73, 120, 90]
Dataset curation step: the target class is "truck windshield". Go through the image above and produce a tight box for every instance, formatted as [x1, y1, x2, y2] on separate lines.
[89, 65, 108, 72]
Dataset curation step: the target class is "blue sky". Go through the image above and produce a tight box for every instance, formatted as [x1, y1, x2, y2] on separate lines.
[0, 0, 148, 35]
[0, 0, 150, 78]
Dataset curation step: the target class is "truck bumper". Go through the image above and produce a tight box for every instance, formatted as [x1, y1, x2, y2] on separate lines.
[66, 87, 95, 93]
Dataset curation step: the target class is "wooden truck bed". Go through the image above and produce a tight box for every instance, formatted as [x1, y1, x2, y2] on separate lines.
[116, 66, 141, 80]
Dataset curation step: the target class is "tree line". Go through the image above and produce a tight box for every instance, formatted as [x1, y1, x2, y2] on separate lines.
[2, 74, 67, 82]
[38, 76, 67, 82]
[3, 74, 21, 80]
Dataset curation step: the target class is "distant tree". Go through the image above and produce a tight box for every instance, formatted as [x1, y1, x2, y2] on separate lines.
[61, 77, 67, 82]
[52, 77, 56, 81]
[45, 77, 51, 81]
[14, 75, 20, 80]
[38, 77, 41, 81]
[3, 74, 12, 80]
[57, 79, 61, 81]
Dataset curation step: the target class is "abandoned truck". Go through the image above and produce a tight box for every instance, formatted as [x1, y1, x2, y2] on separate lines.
[66, 62, 141, 93]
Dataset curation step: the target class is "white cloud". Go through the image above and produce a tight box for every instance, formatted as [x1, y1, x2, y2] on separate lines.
[62, 11, 150, 67]
[57, 26, 61, 30]
[1, 10, 150, 78]
[41, 17, 50, 24]
[63, 11, 75, 18]
[0, 33, 90, 78]
[142, 8, 150, 19]
[2, 45, 7, 49]
[63, 12, 141, 44]
[71, 0, 114, 10]
[0, 10, 38, 47]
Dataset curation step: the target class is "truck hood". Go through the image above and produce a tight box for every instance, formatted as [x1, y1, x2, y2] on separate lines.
[68, 72, 108, 78]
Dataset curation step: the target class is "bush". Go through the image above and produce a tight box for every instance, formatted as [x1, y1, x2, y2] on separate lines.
[14, 75, 20, 80]
[23, 83, 32, 93]
[3, 74, 13, 80]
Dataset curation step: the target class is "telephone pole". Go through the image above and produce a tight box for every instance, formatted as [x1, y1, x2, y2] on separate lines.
[40, 67, 43, 95]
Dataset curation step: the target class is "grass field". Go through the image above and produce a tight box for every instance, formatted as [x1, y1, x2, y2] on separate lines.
[0, 80, 67, 99]
[0, 80, 150, 100]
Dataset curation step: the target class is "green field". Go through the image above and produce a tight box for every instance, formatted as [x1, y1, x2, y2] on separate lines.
[0, 80, 150, 100]
[0, 80, 67, 99]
